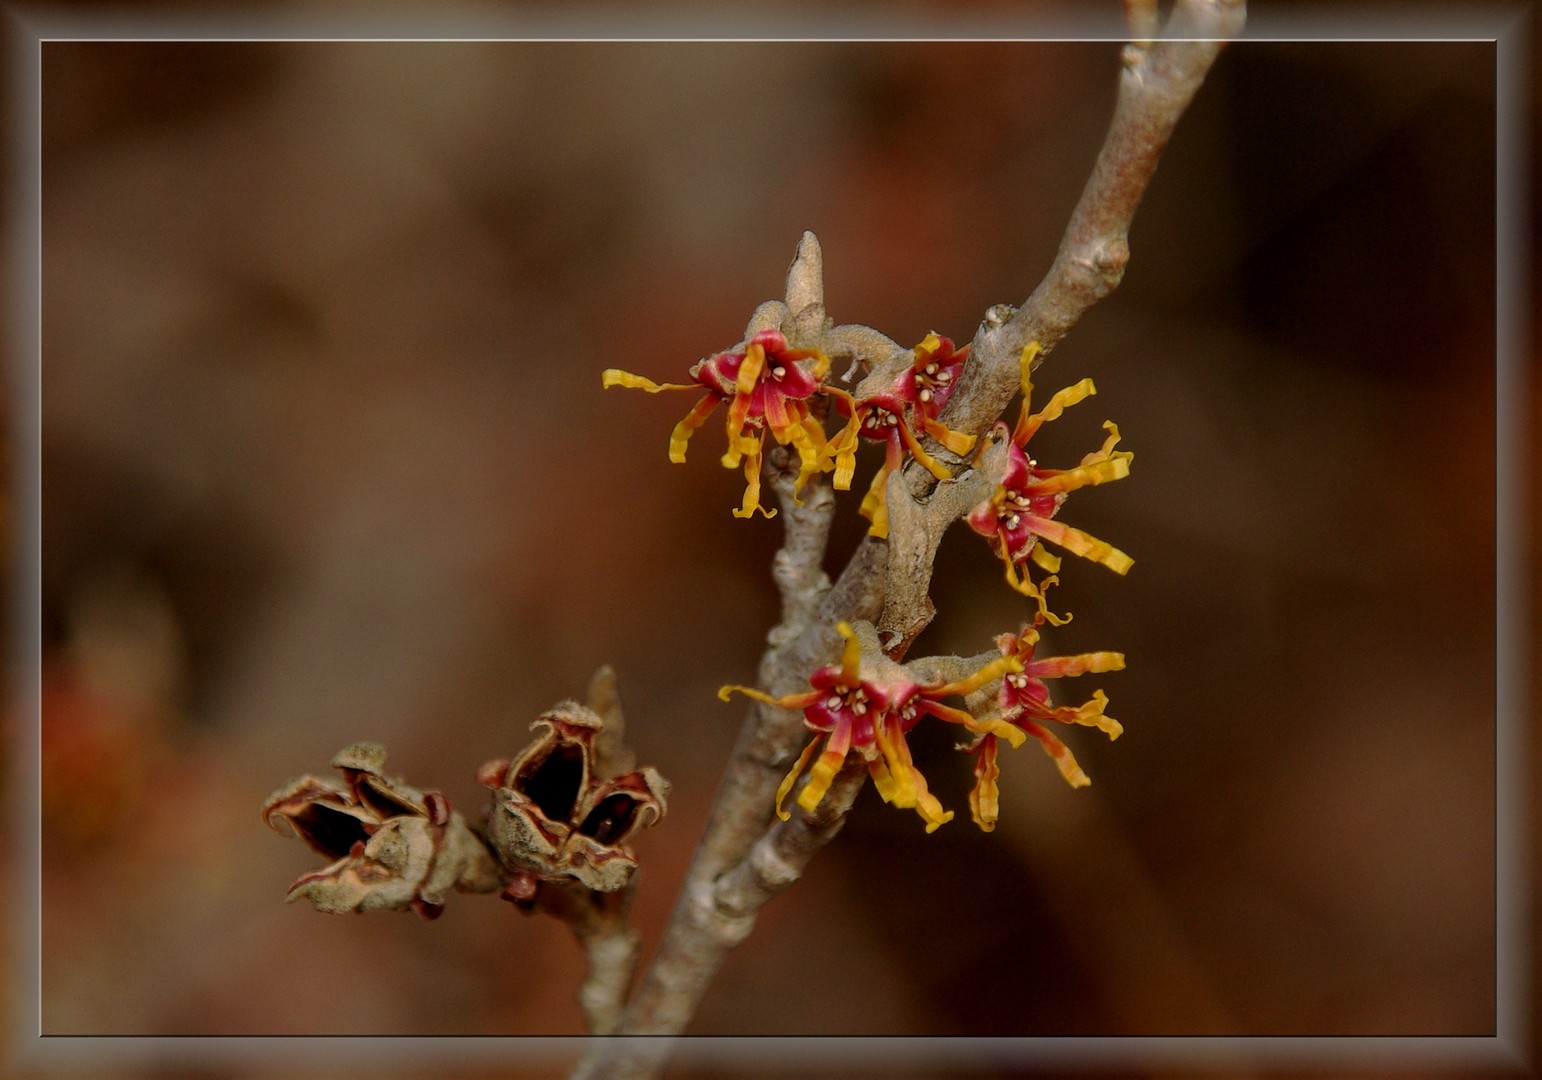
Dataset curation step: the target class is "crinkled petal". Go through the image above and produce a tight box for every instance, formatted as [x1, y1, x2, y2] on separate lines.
[1029, 544, 1062, 573]
[731, 439, 775, 519]
[928, 653, 1022, 699]
[1025, 455, 1131, 496]
[920, 700, 1028, 749]
[735, 340, 766, 398]
[896, 417, 953, 481]
[668, 394, 721, 464]
[1003, 552, 1072, 626]
[867, 757, 899, 804]
[1081, 420, 1129, 466]
[871, 719, 916, 808]
[1022, 719, 1091, 788]
[717, 684, 823, 710]
[1016, 375, 1096, 446]
[1023, 514, 1134, 574]
[775, 737, 823, 822]
[795, 722, 853, 814]
[919, 415, 977, 457]
[762, 386, 791, 432]
[794, 749, 848, 814]
[835, 621, 863, 684]
[1026, 652, 1126, 680]
[859, 459, 893, 539]
[913, 783, 954, 834]
[1060, 688, 1123, 739]
[869, 718, 952, 831]
[723, 388, 754, 447]
[601, 369, 698, 393]
[969, 736, 1001, 832]
[779, 412, 826, 499]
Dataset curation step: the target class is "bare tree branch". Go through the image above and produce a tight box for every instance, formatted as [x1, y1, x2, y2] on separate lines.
[579, 7, 1243, 1071]
[946, 0, 1248, 437]
[538, 881, 642, 1037]
[572, 764, 866, 1079]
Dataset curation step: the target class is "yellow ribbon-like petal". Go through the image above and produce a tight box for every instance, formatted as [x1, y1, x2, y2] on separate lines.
[1025, 515, 1134, 575]
[1028, 651, 1126, 680]
[1016, 375, 1096, 446]
[1023, 719, 1091, 787]
[915, 787, 955, 834]
[871, 720, 917, 808]
[668, 394, 720, 464]
[731, 439, 775, 519]
[922, 701, 1029, 749]
[796, 747, 848, 814]
[1081, 420, 1130, 466]
[896, 417, 953, 481]
[859, 460, 892, 539]
[835, 621, 862, 684]
[787, 416, 828, 498]
[775, 737, 824, 821]
[1025, 455, 1131, 496]
[717, 685, 822, 709]
[1066, 688, 1123, 739]
[1003, 554, 1072, 626]
[865, 757, 897, 805]
[1018, 341, 1043, 391]
[735, 341, 766, 398]
[969, 736, 1001, 832]
[928, 653, 1022, 699]
[1029, 544, 1062, 574]
[601, 369, 696, 393]
[919, 415, 977, 457]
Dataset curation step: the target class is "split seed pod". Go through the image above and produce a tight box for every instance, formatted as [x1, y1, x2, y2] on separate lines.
[480, 703, 669, 894]
[263, 742, 502, 919]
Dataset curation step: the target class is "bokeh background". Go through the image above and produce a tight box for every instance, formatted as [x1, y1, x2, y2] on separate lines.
[22, 19, 1530, 1080]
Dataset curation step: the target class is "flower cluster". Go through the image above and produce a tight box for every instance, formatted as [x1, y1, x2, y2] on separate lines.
[720, 621, 1025, 832]
[606, 247, 1135, 832]
[604, 328, 973, 526]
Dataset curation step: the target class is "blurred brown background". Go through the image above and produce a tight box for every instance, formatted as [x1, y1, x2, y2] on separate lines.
[26, 22, 1525, 1079]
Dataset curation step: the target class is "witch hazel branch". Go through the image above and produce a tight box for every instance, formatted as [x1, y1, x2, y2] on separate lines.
[260, 3, 1244, 1074]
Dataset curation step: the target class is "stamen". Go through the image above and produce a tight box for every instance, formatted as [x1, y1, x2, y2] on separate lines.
[918, 388, 933, 403]
[936, 371, 952, 383]
[924, 362, 939, 375]
[826, 696, 842, 710]
[771, 365, 786, 378]
[886, 413, 898, 426]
